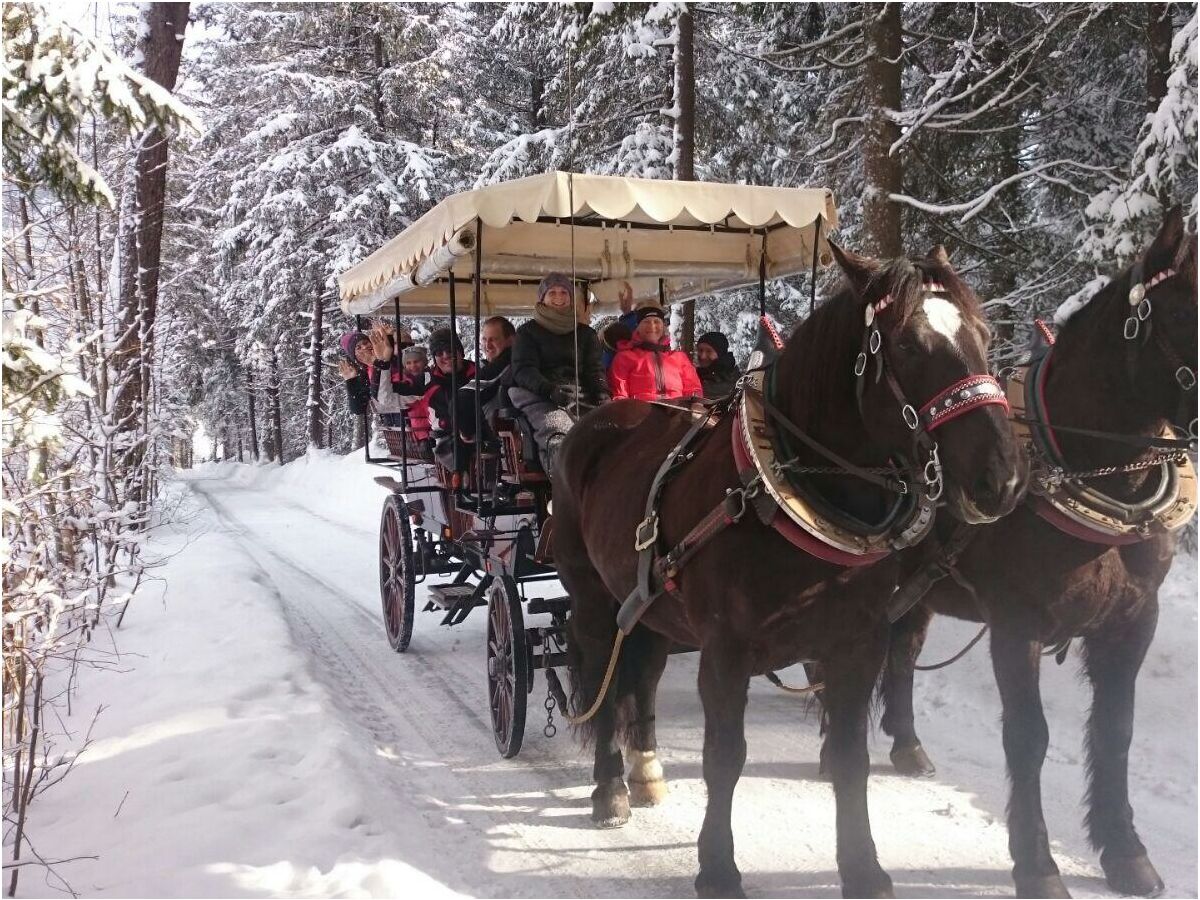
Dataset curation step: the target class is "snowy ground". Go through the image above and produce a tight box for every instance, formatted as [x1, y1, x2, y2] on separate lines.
[19, 450, 1198, 899]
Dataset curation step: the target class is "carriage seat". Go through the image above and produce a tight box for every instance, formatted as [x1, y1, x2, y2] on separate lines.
[491, 406, 548, 484]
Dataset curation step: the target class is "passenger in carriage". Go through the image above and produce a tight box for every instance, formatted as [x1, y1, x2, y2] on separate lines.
[607, 305, 704, 402]
[426, 328, 476, 429]
[695, 330, 741, 399]
[598, 319, 633, 369]
[455, 315, 515, 442]
[509, 273, 609, 473]
[398, 345, 433, 441]
[600, 281, 639, 368]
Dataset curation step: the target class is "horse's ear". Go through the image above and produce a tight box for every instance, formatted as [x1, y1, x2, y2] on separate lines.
[827, 240, 880, 299]
[1146, 205, 1186, 270]
[929, 244, 951, 265]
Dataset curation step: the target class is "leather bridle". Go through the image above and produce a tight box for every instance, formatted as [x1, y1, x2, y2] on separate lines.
[1124, 261, 1197, 443]
[853, 282, 1010, 500]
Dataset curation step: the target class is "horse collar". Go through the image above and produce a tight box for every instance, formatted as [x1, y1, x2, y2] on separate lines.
[733, 370, 935, 565]
[1008, 351, 1197, 544]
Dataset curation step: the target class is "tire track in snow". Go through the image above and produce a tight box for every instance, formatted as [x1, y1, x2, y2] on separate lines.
[191, 479, 707, 898]
[188, 473, 1124, 899]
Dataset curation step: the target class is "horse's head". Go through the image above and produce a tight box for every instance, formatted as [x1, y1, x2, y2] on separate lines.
[1122, 207, 1197, 437]
[829, 243, 1025, 524]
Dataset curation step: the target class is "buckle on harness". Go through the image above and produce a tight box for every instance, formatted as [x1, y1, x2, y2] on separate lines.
[634, 515, 659, 551]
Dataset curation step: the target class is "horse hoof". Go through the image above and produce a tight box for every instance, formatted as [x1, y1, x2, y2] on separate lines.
[1103, 855, 1164, 897]
[629, 777, 669, 807]
[591, 784, 631, 828]
[694, 872, 745, 898]
[1014, 874, 1071, 898]
[842, 872, 895, 898]
[890, 743, 936, 778]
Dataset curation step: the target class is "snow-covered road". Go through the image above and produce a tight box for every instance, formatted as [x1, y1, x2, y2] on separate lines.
[24, 455, 1197, 898]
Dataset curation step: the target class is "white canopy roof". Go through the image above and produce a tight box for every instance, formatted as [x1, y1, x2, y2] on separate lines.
[338, 171, 837, 317]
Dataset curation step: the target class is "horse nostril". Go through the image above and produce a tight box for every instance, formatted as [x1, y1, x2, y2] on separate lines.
[975, 466, 1008, 506]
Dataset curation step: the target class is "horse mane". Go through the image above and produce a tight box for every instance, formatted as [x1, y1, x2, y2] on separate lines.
[781, 256, 983, 426]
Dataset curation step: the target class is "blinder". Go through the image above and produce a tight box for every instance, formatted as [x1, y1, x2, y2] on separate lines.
[1122, 260, 1196, 443]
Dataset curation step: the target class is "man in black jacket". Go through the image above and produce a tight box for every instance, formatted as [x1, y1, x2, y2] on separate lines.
[456, 316, 515, 441]
[509, 273, 609, 473]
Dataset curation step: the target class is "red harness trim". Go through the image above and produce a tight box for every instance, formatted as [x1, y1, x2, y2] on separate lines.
[919, 374, 1009, 431]
[731, 412, 890, 568]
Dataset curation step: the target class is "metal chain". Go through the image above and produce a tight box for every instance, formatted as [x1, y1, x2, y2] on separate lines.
[1032, 448, 1190, 487]
[543, 689, 557, 739]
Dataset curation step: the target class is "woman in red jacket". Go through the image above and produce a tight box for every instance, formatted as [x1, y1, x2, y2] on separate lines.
[608, 306, 704, 401]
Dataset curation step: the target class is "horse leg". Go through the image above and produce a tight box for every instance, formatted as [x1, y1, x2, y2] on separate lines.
[694, 640, 752, 899]
[823, 631, 895, 899]
[562, 561, 631, 828]
[623, 625, 672, 807]
[991, 627, 1069, 898]
[1082, 604, 1164, 897]
[879, 605, 937, 777]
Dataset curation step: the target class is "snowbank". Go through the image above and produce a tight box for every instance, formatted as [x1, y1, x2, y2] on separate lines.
[192, 447, 389, 530]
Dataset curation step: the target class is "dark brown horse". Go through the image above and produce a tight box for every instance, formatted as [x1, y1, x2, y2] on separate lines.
[876, 211, 1197, 899]
[552, 245, 1025, 898]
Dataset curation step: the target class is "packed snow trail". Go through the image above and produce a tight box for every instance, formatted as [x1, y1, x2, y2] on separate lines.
[24, 455, 1196, 898]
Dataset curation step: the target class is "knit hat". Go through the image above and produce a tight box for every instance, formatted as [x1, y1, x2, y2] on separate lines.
[402, 345, 428, 364]
[635, 305, 665, 324]
[339, 330, 368, 361]
[537, 272, 575, 305]
[697, 331, 730, 356]
[428, 327, 464, 358]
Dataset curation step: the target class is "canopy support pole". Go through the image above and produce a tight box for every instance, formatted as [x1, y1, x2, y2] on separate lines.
[810, 216, 823, 315]
[394, 298, 409, 491]
[473, 217, 484, 506]
[449, 271, 459, 483]
[758, 231, 767, 318]
[356, 314, 372, 462]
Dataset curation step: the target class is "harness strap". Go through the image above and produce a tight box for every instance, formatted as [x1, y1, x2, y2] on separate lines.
[886, 524, 978, 623]
[618, 408, 724, 634]
[759, 385, 909, 494]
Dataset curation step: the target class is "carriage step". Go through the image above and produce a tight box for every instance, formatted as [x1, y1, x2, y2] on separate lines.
[427, 584, 478, 609]
[527, 596, 571, 616]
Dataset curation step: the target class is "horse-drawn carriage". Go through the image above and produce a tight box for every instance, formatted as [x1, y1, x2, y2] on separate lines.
[339, 173, 1197, 899]
[337, 171, 837, 758]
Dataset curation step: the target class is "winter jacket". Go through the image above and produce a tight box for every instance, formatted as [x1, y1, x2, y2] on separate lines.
[455, 347, 513, 439]
[608, 339, 704, 402]
[427, 360, 477, 431]
[511, 320, 608, 403]
[697, 356, 741, 399]
[343, 357, 430, 426]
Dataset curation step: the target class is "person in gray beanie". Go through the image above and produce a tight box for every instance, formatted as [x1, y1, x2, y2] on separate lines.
[509, 272, 609, 474]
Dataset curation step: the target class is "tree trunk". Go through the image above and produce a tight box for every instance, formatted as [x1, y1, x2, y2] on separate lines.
[308, 294, 325, 448]
[268, 345, 284, 464]
[530, 69, 546, 129]
[1146, 4, 1172, 114]
[111, 2, 189, 489]
[246, 371, 259, 460]
[674, 5, 698, 353]
[861, 2, 903, 259]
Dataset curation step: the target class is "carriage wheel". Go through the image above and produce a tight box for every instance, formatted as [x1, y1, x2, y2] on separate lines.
[486, 576, 528, 758]
[379, 495, 416, 652]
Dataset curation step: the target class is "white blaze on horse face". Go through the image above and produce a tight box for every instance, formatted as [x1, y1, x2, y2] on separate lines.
[922, 295, 963, 345]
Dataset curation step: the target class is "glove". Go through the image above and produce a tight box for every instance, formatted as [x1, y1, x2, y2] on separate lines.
[550, 385, 576, 408]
